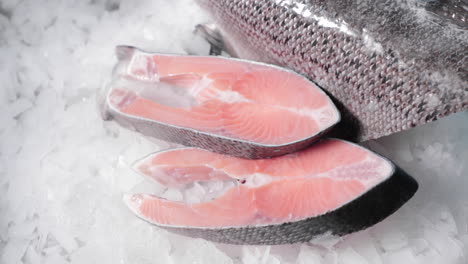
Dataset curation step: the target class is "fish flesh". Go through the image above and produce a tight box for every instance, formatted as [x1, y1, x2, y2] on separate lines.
[195, 0, 468, 141]
[124, 139, 418, 244]
[102, 46, 340, 158]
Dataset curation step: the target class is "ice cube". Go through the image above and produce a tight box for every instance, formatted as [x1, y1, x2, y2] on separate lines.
[345, 231, 383, 264]
[0, 238, 29, 264]
[337, 246, 369, 264]
[382, 247, 419, 264]
[296, 245, 324, 264]
[162, 188, 183, 202]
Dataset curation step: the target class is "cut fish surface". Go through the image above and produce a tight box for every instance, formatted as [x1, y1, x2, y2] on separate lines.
[102, 46, 340, 159]
[125, 139, 418, 244]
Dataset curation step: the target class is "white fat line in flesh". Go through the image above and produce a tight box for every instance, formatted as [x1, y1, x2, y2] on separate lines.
[137, 153, 391, 204]
[277, 105, 340, 129]
[211, 90, 250, 104]
[236, 153, 392, 187]
[314, 154, 394, 189]
[242, 157, 391, 189]
[188, 75, 212, 97]
[241, 173, 275, 188]
[211, 153, 392, 189]
[204, 87, 338, 128]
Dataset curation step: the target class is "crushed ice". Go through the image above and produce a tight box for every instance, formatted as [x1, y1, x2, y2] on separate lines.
[1, 0, 467, 263]
[131, 177, 239, 204]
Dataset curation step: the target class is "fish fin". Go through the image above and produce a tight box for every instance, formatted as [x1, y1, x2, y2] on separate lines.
[194, 23, 224, 56]
[115, 45, 137, 62]
[194, 23, 240, 57]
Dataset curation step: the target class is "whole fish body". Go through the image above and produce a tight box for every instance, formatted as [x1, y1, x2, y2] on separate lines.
[196, 0, 468, 141]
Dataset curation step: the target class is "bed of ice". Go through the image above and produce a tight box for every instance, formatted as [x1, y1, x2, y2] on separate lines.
[1, 0, 467, 263]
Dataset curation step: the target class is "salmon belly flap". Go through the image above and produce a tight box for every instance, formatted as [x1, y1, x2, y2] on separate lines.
[102, 46, 340, 158]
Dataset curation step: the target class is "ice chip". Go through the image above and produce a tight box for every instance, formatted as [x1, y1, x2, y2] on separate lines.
[383, 247, 419, 264]
[337, 246, 370, 264]
[161, 188, 183, 202]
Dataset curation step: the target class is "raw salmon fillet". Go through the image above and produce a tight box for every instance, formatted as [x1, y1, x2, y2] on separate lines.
[101, 46, 340, 158]
[125, 139, 418, 244]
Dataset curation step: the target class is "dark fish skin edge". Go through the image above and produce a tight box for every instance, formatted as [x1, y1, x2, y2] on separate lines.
[104, 103, 338, 160]
[154, 166, 418, 245]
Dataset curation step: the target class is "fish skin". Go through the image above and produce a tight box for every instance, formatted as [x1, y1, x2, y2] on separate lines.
[196, 0, 468, 141]
[133, 167, 418, 245]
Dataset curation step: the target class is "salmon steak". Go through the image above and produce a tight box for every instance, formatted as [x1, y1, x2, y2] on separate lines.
[101, 46, 340, 159]
[124, 139, 418, 245]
